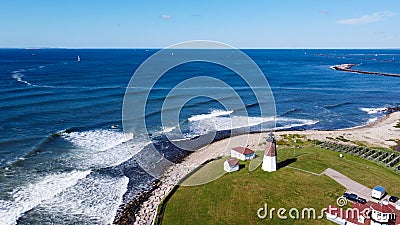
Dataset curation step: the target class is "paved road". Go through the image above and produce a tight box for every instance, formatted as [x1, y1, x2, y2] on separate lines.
[323, 168, 373, 200]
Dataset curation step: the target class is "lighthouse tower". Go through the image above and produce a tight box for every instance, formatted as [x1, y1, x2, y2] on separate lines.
[262, 132, 278, 172]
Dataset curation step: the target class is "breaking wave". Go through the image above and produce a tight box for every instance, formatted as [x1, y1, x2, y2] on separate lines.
[186, 110, 318, 136]
[359, 107, 387, 114]
[12, 71, 35, 86]
[0, 170, 91, 225]
[188, 109, 234, 122]
[35, 172, 129, 225]
[60, 129, 145, 169]
[366, 117, 379, 124]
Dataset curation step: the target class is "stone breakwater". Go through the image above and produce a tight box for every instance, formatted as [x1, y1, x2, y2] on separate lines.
[331, 63, 400, 77]
[133, 164, 193, 225]
[111, 158, 195, 225]
[113, 180, 160, 225]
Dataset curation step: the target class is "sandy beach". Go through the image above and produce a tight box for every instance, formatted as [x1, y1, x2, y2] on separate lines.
[133, 112, 400, 225]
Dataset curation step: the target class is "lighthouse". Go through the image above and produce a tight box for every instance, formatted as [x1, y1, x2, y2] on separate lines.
[262, 132, 278, 172]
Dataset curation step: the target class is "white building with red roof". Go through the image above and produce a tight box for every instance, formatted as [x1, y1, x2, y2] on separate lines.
[231, 146, 255, 161]
[370, 201, 398, 225]
[224, 158, 239, 173]
[326, 201, 400, 225]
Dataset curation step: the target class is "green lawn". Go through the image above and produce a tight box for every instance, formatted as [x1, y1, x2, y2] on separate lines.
[158, 145, 400, 225]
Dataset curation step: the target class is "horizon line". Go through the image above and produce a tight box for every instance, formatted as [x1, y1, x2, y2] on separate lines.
[1, 47, 399, 50]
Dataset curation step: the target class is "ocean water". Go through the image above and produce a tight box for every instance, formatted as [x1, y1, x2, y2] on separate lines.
[1, 49, 400, 224]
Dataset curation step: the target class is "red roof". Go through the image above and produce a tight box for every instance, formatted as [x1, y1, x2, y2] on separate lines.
[326, 205, 371, 225]
[352, 202, 370, 212]
[231, 146, 254, 155]
[265, 142, 276, 157]
[226, 158, 239, 167]
[370, 202, 395, 214]
[326, 202, 400, 225]
[348, 203, 370, 225]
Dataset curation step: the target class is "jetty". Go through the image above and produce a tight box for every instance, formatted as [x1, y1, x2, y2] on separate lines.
[331, 64, 400, 78]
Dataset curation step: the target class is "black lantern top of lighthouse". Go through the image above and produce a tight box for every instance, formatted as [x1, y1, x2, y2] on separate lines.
[267, 132, 275, 143]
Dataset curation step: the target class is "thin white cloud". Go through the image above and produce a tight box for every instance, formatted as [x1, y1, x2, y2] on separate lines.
[337, 11, 395, 25]
[161, 15, 172, 20]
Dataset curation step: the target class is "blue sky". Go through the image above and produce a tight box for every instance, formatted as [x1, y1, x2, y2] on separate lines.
[1, 0, 399, 48]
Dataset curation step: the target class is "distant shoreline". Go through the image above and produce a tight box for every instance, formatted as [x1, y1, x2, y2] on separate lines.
[331, 63, 400, 78]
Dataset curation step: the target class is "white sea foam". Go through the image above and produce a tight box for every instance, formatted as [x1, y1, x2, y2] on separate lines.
[12, 72, 34, 86]
[360, 107, 387, 114]
[1, 129, 139, 225]
[62, 130, 130, 151]
[162, 125, 178, 133]
[367, 117, 379, 124]
[189, 114, 318, 136]
[189, 115, 270, 135]
[61, 130, 146, 169]
[11, 69, 124, 89]
[275, 118, 319, 130]
[0, 170, 91, 225]
[39, 173, 129, 224]
[188, 109, 233, 122]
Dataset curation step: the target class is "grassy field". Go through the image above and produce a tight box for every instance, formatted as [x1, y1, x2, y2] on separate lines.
[158, 141, 400, 225]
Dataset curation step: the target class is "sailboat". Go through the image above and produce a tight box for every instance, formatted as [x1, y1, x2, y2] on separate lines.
[77, 55, 81, 62]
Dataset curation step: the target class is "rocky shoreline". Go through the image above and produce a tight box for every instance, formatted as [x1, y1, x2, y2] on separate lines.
[131, 162, 196, 224]
[113, 180, 160, 225]
[331, 63, 400, 77]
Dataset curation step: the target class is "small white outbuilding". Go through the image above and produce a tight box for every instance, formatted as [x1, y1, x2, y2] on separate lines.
[230, 146, 255, 161]
[224, 158, 239, 172]
[371, 185, 386, 200]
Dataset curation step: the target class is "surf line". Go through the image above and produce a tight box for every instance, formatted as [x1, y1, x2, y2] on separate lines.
[331, 64, 400, 78]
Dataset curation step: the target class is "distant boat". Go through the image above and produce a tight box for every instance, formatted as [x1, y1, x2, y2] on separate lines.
[77, 55, 81, 62]
[111, 125, 119, 129]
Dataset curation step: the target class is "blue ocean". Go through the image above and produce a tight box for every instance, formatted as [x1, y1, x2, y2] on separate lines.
[0, 49, 399, 224]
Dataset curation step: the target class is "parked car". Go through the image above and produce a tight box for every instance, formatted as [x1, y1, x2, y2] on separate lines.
[345, 193, 358, 202]
[389, 196, 399, 203]
[357, 197, 367, 204]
